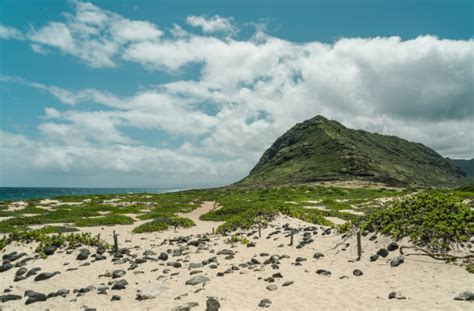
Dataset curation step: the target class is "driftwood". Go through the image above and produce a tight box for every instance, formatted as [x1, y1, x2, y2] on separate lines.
[399, 246, 474, 261]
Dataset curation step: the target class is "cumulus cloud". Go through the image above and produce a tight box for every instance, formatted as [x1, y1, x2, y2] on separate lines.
[0, 25, 24, 39]
[186, 15, 236, 33]
[0, 2, 472, 187]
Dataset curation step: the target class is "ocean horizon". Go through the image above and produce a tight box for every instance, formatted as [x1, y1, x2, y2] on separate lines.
[0, 187, 182, 202]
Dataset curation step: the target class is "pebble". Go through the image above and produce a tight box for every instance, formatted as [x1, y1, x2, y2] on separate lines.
[353, 269, 363, 276]
[186, 275, 210, 285]
[258, 298, 272, 308]
[390, 256, 404, 267]
[206, 296, 220, 311]
[454, 291, 474, 301]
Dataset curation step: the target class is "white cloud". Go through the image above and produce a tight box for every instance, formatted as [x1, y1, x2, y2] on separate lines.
[186, 15, 236, 33]
[0, 25, 23, 39]
[0, 2, 472, 187]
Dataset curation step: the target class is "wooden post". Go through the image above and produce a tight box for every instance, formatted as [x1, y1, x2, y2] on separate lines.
[97, 233, 100, 241]
[258, 222, 261, 238]
[289, 228, 294, 246]
[113, 231, 119, 257]
[212, 227, 215, 235]
[356, 230, 362, 260]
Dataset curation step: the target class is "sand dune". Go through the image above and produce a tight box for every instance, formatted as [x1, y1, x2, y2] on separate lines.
[0, 202, 472, 310]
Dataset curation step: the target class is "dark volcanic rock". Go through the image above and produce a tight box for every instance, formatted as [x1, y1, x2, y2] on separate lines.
[282, 281, 294, 287]
[313, 252, 324, 259]
[0, 263, 13, 273]
[112, 270, 126, 279]
[76, 249, 90, 261]
[34, 271, 60, 282]
[454, 291, 474, 301]
[316, 269, 331, 276]
[387, 242, 399, 252]
[0, 294, 22, 302]
[369, 254, 379, 262]
[43, 245, 58, 256]
[159, 252, 169, 261]
[111, 279, 128, 290]
[15, 267, 28, 276]
[390, 256, 404, 267]
[353, 269, 363, 276]
[111, 295, 121, 301]
[25, 291, 47, 305]
[206, 296, 220, 311]
[376, 248, 389, 258]
[186, 275, 210, 285]
[259, 298, 272, 308]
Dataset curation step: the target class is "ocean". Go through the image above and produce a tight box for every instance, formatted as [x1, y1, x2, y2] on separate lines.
[0, 187, 178, 202]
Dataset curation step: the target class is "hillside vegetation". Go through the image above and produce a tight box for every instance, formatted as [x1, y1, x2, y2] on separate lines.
[237, 115, 465, 188]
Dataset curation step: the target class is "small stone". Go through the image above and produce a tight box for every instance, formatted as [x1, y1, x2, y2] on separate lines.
[43, 245, 58, 256]
[25, 291, 47, 305]
[313, 252, 324, 259]
[76, 249, 90, 261]
[387, 242, 399, 252]
[206, 296, 220, 311]
[390, 256, 404, 267]
[112, 270, 126, 279]
[369, 254, 379, 262]
[15, 267, 28, 276]
[186, 275, 210, 285]
[454, 290, 474, 301]
[316, 269, 331, 276]
[34, 271, 60, 282]
[353, 269, 363, 276]
[376, 248, 389, 258]
[159, 252, 169, 261]
[388, 291, 406, 300]
[266, 284, 277, 291]
[172, 302, 199, 311]
[111, 279, 128, 290]
[111, 295, 121, 301]
[0, 263, 13, 273]
[0, 294, 22, 302]
[258, 298, 272, 308]
[282, 281, 294, 287]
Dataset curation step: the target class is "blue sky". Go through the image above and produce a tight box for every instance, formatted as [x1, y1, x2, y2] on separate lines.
[0, 0, 472, 187]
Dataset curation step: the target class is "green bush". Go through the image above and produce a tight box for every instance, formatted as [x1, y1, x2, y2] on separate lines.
[74, 214, 134, 227]
[132, 216, 195, 233]
[363, 193, 473, 251]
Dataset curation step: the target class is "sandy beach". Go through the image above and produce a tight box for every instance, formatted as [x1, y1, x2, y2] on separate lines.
[0, 201, 472, 310]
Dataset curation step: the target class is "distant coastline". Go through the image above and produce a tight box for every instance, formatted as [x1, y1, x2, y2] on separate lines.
[0, 187, 181, 201]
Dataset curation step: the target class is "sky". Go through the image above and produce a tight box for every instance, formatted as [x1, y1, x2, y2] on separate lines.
[0, 0, 472, 188]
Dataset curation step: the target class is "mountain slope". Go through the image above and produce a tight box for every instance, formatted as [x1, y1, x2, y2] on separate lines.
[449, 158, 474, 177]
[237, 115, 465, 188]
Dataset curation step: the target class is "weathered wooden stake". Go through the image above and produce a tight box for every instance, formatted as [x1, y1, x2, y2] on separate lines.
[356, 230, 362, 260]
[113, 231, 119, 257]
[289, 228, 294, 246]
[97, 233, 100, 241]
[258, 223, 261, 238]
[212, 227, 215, 235]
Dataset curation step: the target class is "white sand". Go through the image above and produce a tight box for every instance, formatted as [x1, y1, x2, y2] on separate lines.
[0, 202, 472, 310]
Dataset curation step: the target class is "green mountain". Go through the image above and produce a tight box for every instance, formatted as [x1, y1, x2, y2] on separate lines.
[449, 158, 474, 177]
[237, 115, 465, 188]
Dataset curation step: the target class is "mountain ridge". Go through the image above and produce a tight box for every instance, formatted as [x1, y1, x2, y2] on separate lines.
[236, 115, 465, 188]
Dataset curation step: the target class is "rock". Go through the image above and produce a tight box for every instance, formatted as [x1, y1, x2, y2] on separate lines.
[135, 258, 147, 264]
[272, 272, 283, 278]
[369, 254, 379, 262]
[0, 263, 13, 273]
[25, 291, 47, 305]
[376, 248, 389, 258]
[167, 262, 182, 268]
[216, 249, 234, 256]
[111, 279, 128, 290]
[259, 298, 272, 307]
[206, 296, 220, 311]
[111, 295, 121, 301]
[173, 302, 199, 311]
[143, 250, 157, 256]
[188, 262, 203, 270]
[15, 267, 28, 276]
[0, 294, 22, 302]
[387, 242, 399, 252]
[266, 284, 277, 291]
[112, 270, 126, 279]
[313, 252, 325, 259]
[390, 256, 404, 267]
[56, 289, 70, 297]
[316, 269, 331, 276]
[251, 258, 261, 265]
[186, 275, 210, 285]
[295, 257, 306, 262]
[454, 291, 474, 301]
[388, 291, 406, 299]
[34, 271, 60, 282]
[136, 285, 169, 300]
[25, 267, 41, 278]
[43, 245, 58, 256]
[282, 281, 294, 287]
[76, 249, 90, 261]
[353, 269, 363, 276]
